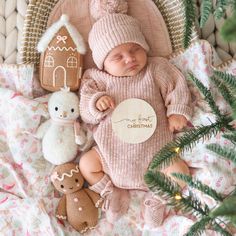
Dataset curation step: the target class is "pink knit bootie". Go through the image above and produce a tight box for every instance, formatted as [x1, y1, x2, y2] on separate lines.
[143, 192, 167, 228]
[101, 181, 130, 224]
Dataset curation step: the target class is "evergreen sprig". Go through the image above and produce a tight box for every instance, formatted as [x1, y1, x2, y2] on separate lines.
[221, 12, 236, 42]
[188, 73, 222, 118]
[206, 143, 236, 163]
[212, 223, 233, 236]
[223, 132, 236, 144]
[210, 76, 235, 107]
[214, 0, 229, 19]
[214, 71, 236, 92]
[185, 216, 213, 236]
[144, 171, 209, 216]
[149, 121, 230, 170]
[144, 170, 181, 200]
[183, 0, 196, 48]
[172, 173, 224, 201]
[200, 0, 213, 27]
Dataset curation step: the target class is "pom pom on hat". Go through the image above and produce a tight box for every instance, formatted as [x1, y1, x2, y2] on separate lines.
[90, 0, 128, 20]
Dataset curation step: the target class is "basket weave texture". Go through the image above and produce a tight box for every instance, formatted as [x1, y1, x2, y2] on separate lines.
[19, 0, 198, 66]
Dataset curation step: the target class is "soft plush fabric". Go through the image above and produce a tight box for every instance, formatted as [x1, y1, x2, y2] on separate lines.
[89, 13, 149, 69]
[46, 0, 172, 70]
[80, 57, 192, 189]
[0, 40, 236, 235]
[0, 64, 34, 97]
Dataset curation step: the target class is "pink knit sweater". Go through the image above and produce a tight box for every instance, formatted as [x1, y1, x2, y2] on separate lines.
[79, 57, 192, 189]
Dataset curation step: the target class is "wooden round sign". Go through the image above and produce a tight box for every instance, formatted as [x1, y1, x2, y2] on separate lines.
[111, 98, 157, 144]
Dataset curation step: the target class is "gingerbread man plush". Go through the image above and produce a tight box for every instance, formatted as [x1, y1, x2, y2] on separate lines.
[51, 163, 103, 233]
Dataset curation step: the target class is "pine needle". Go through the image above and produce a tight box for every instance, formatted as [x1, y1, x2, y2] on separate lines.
[172, 173, 224, 201]
[200, 0, 213, 27]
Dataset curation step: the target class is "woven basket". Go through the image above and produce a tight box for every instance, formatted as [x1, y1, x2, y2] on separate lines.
[19, 0, 198, 67]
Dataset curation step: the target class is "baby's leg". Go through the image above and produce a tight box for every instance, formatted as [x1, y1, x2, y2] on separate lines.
[79, 148, 130, 223]
[161, 157, 189, 188]
[79, 148, 104, 185]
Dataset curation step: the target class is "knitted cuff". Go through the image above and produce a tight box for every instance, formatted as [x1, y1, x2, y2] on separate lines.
[167, 104, 193, 121]
[89, 92, 111, 121]
[89, 174, 111, 194]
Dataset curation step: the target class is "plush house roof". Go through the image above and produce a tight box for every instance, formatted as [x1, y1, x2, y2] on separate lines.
[37, 14, 86, 54]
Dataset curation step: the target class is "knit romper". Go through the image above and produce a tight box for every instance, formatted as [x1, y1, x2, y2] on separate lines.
[79, 57, 192, 190]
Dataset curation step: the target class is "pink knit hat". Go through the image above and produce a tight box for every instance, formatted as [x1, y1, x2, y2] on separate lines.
[89, 0, 149, 69]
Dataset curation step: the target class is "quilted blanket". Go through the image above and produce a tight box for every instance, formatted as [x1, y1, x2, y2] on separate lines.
[0, 41, 236, 236]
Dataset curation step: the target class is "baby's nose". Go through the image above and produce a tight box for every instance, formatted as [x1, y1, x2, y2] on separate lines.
[124, 55, 135, 64]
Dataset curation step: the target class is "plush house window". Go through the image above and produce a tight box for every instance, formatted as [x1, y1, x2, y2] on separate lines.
[67, 56, 77, 68]
[44, 55, 54, 67]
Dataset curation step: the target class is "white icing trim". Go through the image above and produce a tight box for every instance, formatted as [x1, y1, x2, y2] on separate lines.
[56, 214, 67, 220]
[51, 165, 80, 182]
[52, 65, 67, 87]
[37, 14, 86, 54]
[95, 198, 103, 208]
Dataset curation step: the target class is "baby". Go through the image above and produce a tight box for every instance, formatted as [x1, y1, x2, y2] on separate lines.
[79, 5, 192, 228]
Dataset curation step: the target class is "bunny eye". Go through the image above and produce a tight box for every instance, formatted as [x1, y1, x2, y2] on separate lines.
[55, 107, 58, 111]
[71, 108, 74, 113]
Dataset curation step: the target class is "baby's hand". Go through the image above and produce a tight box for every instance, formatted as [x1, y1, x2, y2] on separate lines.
[168, 114, 188, 132]
[96, 95, 115, 111]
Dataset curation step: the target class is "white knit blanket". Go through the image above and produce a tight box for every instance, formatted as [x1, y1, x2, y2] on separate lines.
[0, 0, 28, 63]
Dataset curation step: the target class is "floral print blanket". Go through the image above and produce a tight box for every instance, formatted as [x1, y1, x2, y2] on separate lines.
[0, 40, 236, 236]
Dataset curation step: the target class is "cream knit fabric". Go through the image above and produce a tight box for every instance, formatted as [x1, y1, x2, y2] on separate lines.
[88, 13, 149, 69]
[80, 57, 192, 189]
[0, 0, 28, 63]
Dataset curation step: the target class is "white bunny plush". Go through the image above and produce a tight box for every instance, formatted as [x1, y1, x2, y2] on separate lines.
[36, 88, 87, 165]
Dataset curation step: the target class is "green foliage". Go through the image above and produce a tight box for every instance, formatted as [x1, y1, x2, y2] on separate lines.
[172, 173, 224, 201]
[206, 143, 236, 163]
[149, 120, 231, 170]
[212, 223, 233, 236]
[183, 0, 196, 48]
[223, 132, 236, 144]
[185, 216, 213, 236]
[188, 74, 222, 117]
[221, 12, 236, 42]
[214, 71, 236, 92]
[144, 171, 209, 216]
[144, 170, 181, 199]
[214, 0, 229, 19]
[210, 76, 235, 107]
[210, 196, 236, 218]
[200, 0, 213, 27]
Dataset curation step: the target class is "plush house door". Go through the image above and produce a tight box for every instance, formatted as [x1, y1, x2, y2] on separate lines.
[53, 65, 67, 88]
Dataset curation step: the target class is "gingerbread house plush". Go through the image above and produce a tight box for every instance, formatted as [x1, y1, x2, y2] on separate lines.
[37, 15, 86, 92]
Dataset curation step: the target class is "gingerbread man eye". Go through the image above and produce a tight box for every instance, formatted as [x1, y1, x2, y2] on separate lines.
[75, 179, 79, 183]
[60, 184, 64, 188]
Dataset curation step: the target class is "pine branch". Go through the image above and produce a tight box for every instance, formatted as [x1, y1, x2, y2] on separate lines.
[149, 120, 231, 170]
[145, 170, 181, 199]
[212, 222, 233, 236]
[206, 143, 236, 163]
[188, 73, 222, 118]
[214, 71, 236, 92]
[221, 12, 236, 42]
[210, 76, 235, 107]
[200, 0, 213, 27]
[144, 171, 209, 216]
[214, 0, 229, 19]
[183, 0, 196, 48]
[184, 216, 213, 236]
[223, 132, 236, 144]
[172, 173, 224, 201]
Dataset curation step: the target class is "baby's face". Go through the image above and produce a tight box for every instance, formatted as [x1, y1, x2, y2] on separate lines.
[104, 43, 147, 77]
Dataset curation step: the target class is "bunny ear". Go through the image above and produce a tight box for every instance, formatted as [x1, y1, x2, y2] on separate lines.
[90, 0, 128, 20]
